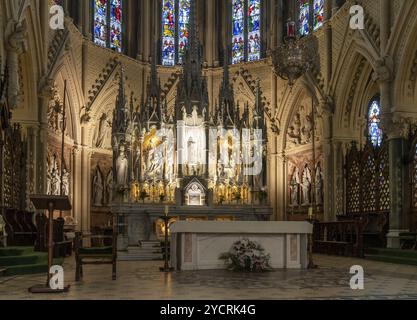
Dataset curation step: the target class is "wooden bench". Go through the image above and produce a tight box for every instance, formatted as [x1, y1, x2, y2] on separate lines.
[313, 220, 364, 257]
[74, 231, 117, 282]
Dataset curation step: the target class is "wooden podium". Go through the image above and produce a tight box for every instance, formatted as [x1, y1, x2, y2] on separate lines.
[28, 195, 72, 294]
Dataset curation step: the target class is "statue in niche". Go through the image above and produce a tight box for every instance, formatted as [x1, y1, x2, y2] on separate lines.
[301, 166, 311, 205]
[301, 113, 313, 144]
[48, 98, 61, 133]
[92, 167, 104, 206]
[105, 170, 113, 204]
[133, 147, 141, 180]
[290, 168, 300, 206]
[147, 146, 163, 177]
[315, 165, 323, 205]
[116, 145, 128, 186]
[62, 168, 70, 196]
[187, 137, 197, 165]
[50, 168, 60, 196]
[95, 113, 111, 148]
[220, 138, 230, 167]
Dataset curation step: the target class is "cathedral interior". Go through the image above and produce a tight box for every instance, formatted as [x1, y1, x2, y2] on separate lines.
[1, 0, 417, 301]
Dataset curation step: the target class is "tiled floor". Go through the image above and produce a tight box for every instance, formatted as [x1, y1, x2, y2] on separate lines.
[1, 255, 417, 300]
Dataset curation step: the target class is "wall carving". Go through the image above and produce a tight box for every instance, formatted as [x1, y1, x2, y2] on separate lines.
[287, 104, 314, 148]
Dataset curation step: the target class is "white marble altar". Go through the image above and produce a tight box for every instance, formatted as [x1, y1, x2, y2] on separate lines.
[170, 221, 313, 271]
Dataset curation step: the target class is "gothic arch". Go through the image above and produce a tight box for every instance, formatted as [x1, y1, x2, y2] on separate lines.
[51, 59, 84, 144]
[391, 1, 417, 109]
[333, 43, 377, 134]
[278, 80, 321, 152]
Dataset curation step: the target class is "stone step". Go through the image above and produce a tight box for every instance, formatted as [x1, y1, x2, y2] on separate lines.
[118, 256, 163, 262]
[118, 253, 163, 262]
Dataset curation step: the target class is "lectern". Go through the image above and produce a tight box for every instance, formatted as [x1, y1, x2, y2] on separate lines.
[28, 195, 72, 294]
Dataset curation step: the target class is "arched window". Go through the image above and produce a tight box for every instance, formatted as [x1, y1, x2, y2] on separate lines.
[93, 0, 123, 52]
[313, 0, 324, 30]
[232, 0, 261, 65]
[298, 0, 324, 36]
[367, 97, 383, 148]
[299, 0, 310, 36]
[162, 0, 191, 66]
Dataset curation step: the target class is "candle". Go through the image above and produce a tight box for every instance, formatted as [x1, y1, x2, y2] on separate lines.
[286, 21, 295, 38]
[308, 207, 313, 220]
[164, 205, 169, 216]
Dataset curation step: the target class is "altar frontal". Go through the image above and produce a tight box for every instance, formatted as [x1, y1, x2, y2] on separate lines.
[170, 221, 313, 270]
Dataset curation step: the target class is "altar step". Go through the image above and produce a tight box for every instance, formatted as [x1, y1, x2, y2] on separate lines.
[118, 241, 164, 261]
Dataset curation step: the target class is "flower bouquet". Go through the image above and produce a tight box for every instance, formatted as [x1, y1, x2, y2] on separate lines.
[219, 238, 272, 272]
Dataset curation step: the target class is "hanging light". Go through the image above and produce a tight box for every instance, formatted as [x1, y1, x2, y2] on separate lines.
[272, 21, 313, 87]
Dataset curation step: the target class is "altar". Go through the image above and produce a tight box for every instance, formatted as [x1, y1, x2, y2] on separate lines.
[170, 221, 313, 270]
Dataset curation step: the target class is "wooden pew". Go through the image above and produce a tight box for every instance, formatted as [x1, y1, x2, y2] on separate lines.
[74, 231, 117, 282]
[3, 209, 36, 246]
[313, 220, 364, 257]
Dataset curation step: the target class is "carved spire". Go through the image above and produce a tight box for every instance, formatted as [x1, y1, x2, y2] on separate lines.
[176, 0, 208, 118]
[142, 49, 163, 129]
[219, 48, 238, 128]
[148, 44, 161, 100]
[253, 79, 266, 131]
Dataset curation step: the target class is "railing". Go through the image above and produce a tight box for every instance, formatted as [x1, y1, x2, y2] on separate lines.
[313, 220, 364, 258]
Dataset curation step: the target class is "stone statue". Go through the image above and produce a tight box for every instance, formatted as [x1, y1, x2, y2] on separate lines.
[105, 170, 113, 204]
[50, 168, 60, 196]
[93, 167, 104, 206]
[315, 165, 323, 205]
[187, 137, 197, 165]
[301, 167, 311, 205]
[95, 113, 111, 148]
[116, 145, 128, 186]
[62, 168, 70, 196]
[290, 168, 300, 206]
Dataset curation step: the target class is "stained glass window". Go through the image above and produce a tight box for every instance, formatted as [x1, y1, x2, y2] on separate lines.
[162, 0, 176, 66]
[232, 0, 262, 65]
[161, 0, 190, 66]
[299, 0, 310, 36]
[313, 0, 324, 30]
[94, 0, 108, 48]
[93, 0, 123, 52]
[368, 98, 383, 148]
[110, 0, 123, 52]
[178, 0, 191, 64]
[232, 0, 245, 64]
[248, 0, 261, 62]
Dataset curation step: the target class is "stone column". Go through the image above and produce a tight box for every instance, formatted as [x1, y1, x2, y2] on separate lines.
[37, 80, 55, 195]
[321, 98, 334, 222]
[386, 131, 408, 248]
[333, 140, 344, 218]
[82, 0, 92, 40]
[141, 0, 151, 61]
[331, 0, 339, 16]
[80, 125, 92, 233]
[6, 21, 26, 109]
[72, 146, 82, 228]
